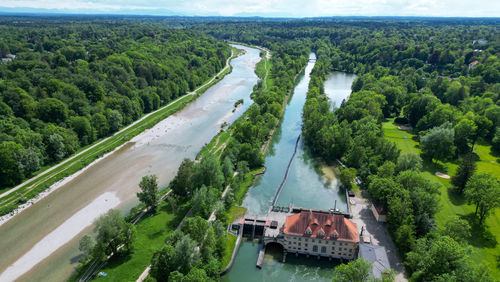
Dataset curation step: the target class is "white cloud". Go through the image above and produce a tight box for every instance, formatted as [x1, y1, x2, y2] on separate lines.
[0, 0, 499, 17]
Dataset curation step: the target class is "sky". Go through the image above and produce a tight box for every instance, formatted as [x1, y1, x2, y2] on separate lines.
[0, 0, 499, 17]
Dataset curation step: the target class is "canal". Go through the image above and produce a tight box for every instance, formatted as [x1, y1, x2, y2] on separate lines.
[0, 45, 261, 282]
[225, 55, 357, 281]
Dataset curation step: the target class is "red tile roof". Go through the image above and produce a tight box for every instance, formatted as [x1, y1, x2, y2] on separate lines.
[282, 211, 359, 243]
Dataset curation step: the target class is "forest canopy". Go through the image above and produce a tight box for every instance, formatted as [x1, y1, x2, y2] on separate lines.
[0, 18, 230, 188]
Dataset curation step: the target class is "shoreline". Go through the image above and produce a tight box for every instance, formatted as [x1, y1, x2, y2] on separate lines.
[0, 49, 237, 228]
[0, 141, 133, 227]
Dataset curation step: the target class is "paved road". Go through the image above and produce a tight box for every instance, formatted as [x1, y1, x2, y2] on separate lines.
[350, 190, 407, 281]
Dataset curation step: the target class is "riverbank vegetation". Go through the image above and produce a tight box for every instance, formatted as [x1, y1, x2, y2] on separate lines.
[0, 19, 231, 215]
[292, 21, 499, 279]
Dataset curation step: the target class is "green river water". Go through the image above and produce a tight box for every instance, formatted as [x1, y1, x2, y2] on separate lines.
[224, 54, 357, 282]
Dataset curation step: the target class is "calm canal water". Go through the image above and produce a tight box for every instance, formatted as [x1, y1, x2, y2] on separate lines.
[0, 45, 261, 282]
[225, 58, 357, 282]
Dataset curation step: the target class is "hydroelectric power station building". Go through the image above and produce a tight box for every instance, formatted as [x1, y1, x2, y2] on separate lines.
[233, 205, 359, 268]
[275, 210, 359, 260]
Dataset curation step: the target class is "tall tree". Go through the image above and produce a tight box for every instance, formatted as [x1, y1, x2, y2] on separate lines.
[451, 153, 477, 194]
[420, 124, 455, 163]
[170, 158, 194, 197]
[332, 258, 373, 282]
[339, 167, 357, 189]
[465, 173, 500, 224]
[137, 174, 160, 212]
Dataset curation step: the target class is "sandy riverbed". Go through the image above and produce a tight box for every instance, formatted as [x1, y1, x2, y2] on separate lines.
[0, 192, 120, 281]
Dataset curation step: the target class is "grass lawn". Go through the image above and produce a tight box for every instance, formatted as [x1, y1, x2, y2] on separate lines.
[382, 118, 500, 278]
[197, 130, 232, 160]
[94, 201, 190, 281]
[221, 234, 238, 268]
[227, 206, 247, 224]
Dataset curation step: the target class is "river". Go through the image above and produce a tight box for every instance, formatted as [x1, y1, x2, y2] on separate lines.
[0, 45, 261, 282]
[224, 56, 357, 282]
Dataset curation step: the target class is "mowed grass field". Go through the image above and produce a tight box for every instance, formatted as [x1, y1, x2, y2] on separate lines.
[382, 119, 500, 278]
[93, 200, 190, 281]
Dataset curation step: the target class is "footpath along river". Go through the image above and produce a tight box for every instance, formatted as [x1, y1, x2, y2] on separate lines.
[0, 44, 261, 282]
[224, 55, 357, 282]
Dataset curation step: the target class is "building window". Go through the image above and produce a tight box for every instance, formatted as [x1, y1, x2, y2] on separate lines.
[349, 249, 352, 253]
[318, 240, 322, 243]
[344, 248, 347, 251]
[331, 252, 335, 254]
[332, 242, 335, 245]
[298, 242, 301, 246]
[298, 238, 302, 241]
[325, 241, 328, 245]
[339, 242, 342, 246]
[288, 242, 291, 245]
[331, 247, 335, 251]
[313, 245, 318, 252]
[305, 238, 308, 242]
[321, 246, 326, 253]
[312, 239, 315, 243]
[298, 248, 301, 250]
[305, 243, 308, 247]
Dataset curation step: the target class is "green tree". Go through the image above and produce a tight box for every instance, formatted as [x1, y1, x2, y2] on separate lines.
[79, 234, 95, 259]
[171, 158, 194, 197]
[46, 134, 66, 161]
[420, 124, 455, 163]
[93, 209, 135, 258]
[68, 116, 95, 145]
[181, 216, 209, 244]
[173, 235, 200, 274]
[395, 153, 422, 173]
[454, 118, 478, 153]
[192, 155, 224, 190]
[443, 216, 471, 242]
[184, 268, 210, 282]
[332, 258, 373, 282]
[465, 173, 500, 224]
[492, 127, 500, 153]
[137, 174, 160, 212]
[91, 113, 109, 138]
[107, 110, 123, 132]
[451, 153, 476, 194]
[150, 244, 176, 281]
[192, 185, 218, 219]
[0, 141, 25, 187]
[377, 161, 395, 178]
[37, 98, 68, 123]
[339, 167, 357, 189]
[15, 147, 41, 177]
[221, 156, 234, 180]
[405, 235, 487, 281]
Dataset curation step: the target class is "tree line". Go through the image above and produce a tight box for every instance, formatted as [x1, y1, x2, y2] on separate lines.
[0, 19, 230, 189]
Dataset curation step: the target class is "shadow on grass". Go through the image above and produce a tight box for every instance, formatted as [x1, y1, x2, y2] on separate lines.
[104, 252, 133, 270]
[446, 187, 467, 206]
[70, 253, 85, 264]
[461, 213, 497, 249]
[423, 160, 448, 174]
[148, 229, 166, 240]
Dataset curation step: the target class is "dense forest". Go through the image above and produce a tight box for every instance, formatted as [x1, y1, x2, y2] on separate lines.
[192, 19, 500, 281]
[2, 16, 499, 281]
[0, 18, 230, 188]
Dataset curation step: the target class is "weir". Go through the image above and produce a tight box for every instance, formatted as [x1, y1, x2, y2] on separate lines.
[270, 134, 301, 209]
